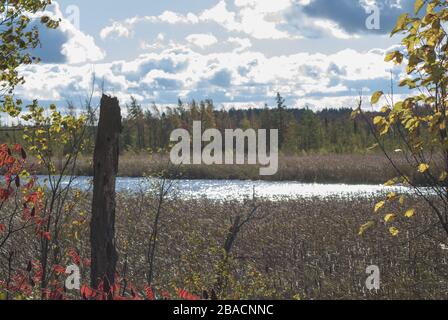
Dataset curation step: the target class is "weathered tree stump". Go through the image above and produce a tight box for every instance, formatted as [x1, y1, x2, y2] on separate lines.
[90, 94, 121, 297]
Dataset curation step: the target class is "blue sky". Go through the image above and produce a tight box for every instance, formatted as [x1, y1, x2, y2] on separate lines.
[15, 0, 414, 110]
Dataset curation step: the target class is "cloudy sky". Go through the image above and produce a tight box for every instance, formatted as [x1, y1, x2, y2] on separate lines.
[15, 0, 414, 110]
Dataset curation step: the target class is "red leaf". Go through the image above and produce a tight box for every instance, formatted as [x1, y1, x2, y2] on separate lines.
[0, 224, 6, 233]
[162, 291, 171, 300]
[0, 188, 10, 201]
[4, 155, 15, 165]
[42, 232, 51, 241]
[177, 288, 200, 301]
[53, 265, 66, 274]
[13, 144, 21, 153]
[83, 258, 91, 267]
[67, 249, 81, 265]
[80, 284, 96, 299]
[25, 178, 35, 190]
[144, 285, 155, 300]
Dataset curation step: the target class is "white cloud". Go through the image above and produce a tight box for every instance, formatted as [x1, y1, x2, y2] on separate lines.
[61, 26, 105, 64]
[11, 0, 410, 110]
[227, 37, 252, 52]
[234, 0, 292, 12]
[34, 2, 105, 64]
[99, 0, 293, 40]
[97, 0, 378, 45]
[157, 11, 199, 24]
[100, 11, 200, 40]
[15, 43, 404, 110]
[186, 34, 218, 49]
[200, 1, 240, 32]
[312, 20, 355, 40]
[100, 22, 132, 39]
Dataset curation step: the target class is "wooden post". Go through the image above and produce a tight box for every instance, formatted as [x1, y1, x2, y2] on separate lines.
[90, 94, 121, 297]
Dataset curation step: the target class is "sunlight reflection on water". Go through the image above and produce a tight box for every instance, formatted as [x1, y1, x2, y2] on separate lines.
[39, 176, 414, 201]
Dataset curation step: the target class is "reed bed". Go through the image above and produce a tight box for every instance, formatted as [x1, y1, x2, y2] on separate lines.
[2, 191, 446, 300]
[44, 153, 413, 184]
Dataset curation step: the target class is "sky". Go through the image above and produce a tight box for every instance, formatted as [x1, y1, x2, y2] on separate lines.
[14, 0, 415, 111]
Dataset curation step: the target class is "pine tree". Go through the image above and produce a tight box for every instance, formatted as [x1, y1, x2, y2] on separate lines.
[127, 96, 145, 151]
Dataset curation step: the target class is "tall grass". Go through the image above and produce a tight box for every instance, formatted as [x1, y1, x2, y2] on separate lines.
[114, 194, 447, 299]
[42, 153, 415, 184]
[2, 191, 445, 300]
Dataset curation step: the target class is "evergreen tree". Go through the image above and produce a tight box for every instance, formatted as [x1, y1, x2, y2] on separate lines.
[127, 96, 145, 151]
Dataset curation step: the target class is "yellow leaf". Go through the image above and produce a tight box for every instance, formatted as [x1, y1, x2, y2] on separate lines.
[380, 124, 390, 136]
[351, 108, 360, 119]
[391, 13, 409, 36]
[380, 106, 390, 113]
[374, 201, 386, 213]
[418, 163, 429, 173]
[384, 214, 396, 223]
[384, 179, 397, 186]
[387, 192, 397, 201]
[414, 0, 425, 14]
[385, 52, 396, 62]
[373, 116, 384, 125]
[405, 209, 415, 218]
[371, 91, 384, 104]
[399, 196, 405, 205]
[359, 221, 375, 236]
[439, 171, 448, 182]
[389, 227, 400, 237]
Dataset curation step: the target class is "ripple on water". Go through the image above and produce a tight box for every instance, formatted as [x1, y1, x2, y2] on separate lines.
[38, 176, 414, 201]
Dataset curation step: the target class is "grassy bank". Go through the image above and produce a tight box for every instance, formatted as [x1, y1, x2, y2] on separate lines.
[2, 192, 446, 300]
[44, 153, 415, 184]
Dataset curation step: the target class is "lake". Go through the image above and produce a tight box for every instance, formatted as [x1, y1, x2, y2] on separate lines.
[39, 176, 415, 201]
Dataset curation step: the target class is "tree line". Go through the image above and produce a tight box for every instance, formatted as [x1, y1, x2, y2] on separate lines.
[0, 93, 403, 155]
[118, 93, 400, 155]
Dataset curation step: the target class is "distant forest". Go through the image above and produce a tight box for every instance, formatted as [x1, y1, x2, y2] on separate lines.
[116, 93, 395, 155]
[0, 93, 399, 155]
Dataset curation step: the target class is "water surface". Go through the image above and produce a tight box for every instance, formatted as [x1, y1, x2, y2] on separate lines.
[39, 176, 413, 201]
